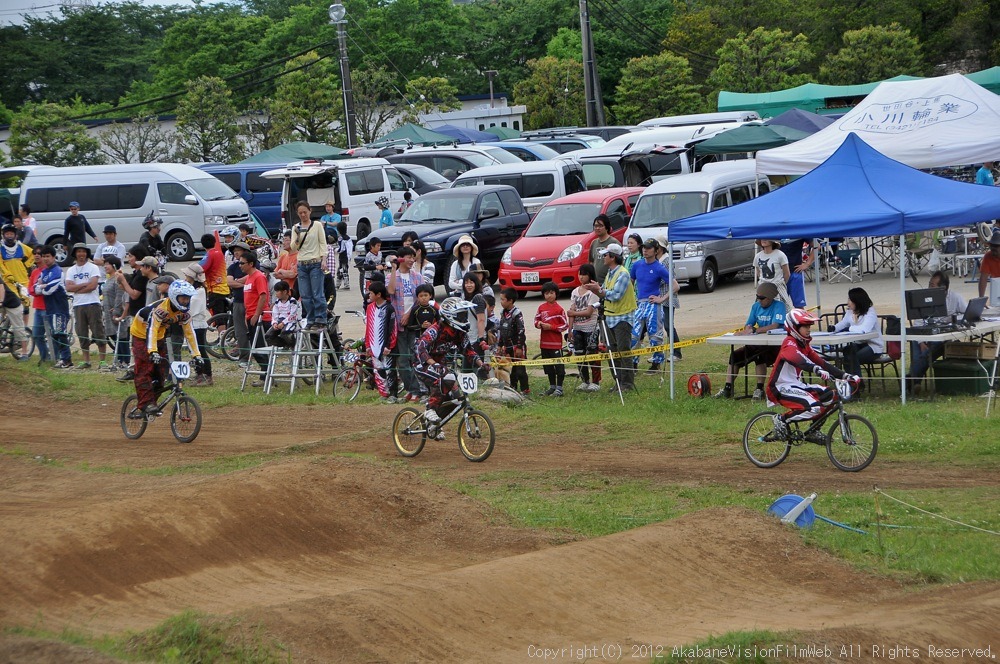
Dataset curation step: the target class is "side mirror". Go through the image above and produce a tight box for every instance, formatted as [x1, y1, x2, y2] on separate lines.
[405, 180, 416, 189]
[478, 207, 500, 221]
[184, 194, 198, 205]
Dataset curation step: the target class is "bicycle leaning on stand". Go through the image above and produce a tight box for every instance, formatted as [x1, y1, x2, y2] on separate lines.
[120, 360, 203, 443]
[742, 377, 877, 472]
[391, 362, 495, 462]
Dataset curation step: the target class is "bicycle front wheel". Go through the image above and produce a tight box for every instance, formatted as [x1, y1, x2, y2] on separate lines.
[204, 313, 231, 359]
[170, 395, 202, 443]
[220, 328, 241, 362]
[392, 406, 426, 457]
[742, 411, 790, 468]
[458, 409, 495, 462]
[333, 367, 363, 401]
[827, 413, 877, 472]
[120, 395, 148, 440]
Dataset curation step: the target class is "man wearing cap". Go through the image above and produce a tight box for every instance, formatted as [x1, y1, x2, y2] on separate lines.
[64, 243, 107, 369]
[714, 282, 786, 400]
[586, 243, 637, 392]
[979, 229, 1000, 298]
[630, 238, 678, 374]
[95, 225, 127, 269]
[139, 216, 166, 259]
[62, 202, 97, 265]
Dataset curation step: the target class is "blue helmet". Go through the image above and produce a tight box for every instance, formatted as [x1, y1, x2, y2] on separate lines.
[168, 280, 196, 312]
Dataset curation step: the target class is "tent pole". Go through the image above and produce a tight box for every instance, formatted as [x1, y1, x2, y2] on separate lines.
[899, 234, 907, 405]
[813, 240, 821, 316]
[668, 248, 675, 400]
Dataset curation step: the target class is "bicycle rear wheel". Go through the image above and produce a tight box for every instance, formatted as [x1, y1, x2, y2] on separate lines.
[220, 328, 241, 362]
[204, 313, 231, 359]
[742, 411, 790, 468]
[392, 406, 426, 457]
[827, 414, 877, 471]
[458, 409, 495, 462]
[332, 367, 363, 401]
[170, 395, 202, 443]
[120, 395, 148, 439]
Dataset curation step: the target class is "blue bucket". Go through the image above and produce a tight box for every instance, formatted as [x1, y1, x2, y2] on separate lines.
[767, 494, 816, 528]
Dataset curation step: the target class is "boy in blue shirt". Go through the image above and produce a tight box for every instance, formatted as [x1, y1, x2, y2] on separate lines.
[376, 196, 394, 229]
[715, 282, 787, 400]
[34, 246, 73, 367]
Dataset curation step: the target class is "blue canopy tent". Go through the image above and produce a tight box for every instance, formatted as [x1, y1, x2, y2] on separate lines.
[665, 133, 1000, 402]
[432, 124, 498, 143]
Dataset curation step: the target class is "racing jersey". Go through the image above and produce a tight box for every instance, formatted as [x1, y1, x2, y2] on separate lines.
[415, 322, 480, 367]
[130, 297, 201, 356]
[765, 335, 843, 401]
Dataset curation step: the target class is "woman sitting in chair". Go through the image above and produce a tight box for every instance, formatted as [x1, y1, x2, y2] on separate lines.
[830, 287, 884, 390]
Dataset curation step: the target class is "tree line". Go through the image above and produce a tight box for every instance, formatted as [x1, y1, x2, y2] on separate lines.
[1, 0, 994, 165]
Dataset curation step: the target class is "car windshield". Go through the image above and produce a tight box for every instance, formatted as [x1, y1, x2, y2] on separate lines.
[481, 147, 522, 164]
[401, 195, 476, 223]
[403, 165, 450, 186]
[525, 203, 602, 237]
[629, 192, 707, 229]
[184, 177, 241, 201]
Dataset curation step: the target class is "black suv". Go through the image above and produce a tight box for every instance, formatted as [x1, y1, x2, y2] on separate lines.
[356, 185, 530, 286]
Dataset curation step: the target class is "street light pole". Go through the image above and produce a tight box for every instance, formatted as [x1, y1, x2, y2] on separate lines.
[484, 70, 498, 109]
[329, 4, 358, 149]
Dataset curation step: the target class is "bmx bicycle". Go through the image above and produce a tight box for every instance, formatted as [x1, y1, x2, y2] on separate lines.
[742, 378, 877, 472]
[120, 360, 203, 443]
[391, 366, 495, 462]
[0, 309, 35, 359]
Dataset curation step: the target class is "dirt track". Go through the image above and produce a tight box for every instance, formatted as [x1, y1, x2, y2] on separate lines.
[2, 384, 999, 663]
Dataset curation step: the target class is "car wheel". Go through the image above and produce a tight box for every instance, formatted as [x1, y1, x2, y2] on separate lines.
[356, 221, 371, 240]
[165, 231, 194, 261]
[49, 236, 68, 264]
[696, 260, 718, 293]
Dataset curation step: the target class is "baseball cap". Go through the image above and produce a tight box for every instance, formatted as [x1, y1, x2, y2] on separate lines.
[641, 238, 658, 250]
[103, 225, 117, 234]
[756, 282, 779, 299]
[69, 201, 80, 208]
[139, 256, 158, 268]
[152, 275, 175, 285]
[597, 243, 623, 257]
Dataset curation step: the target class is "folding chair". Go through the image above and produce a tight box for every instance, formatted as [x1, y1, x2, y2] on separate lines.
[861, 315, 901, 394]
[827, 245, 862, 284]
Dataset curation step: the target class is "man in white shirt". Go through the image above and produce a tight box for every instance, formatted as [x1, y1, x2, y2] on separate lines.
[64, 243, 108, 369]
[94, 225, 128, 285]
[18, 205, 37, 234]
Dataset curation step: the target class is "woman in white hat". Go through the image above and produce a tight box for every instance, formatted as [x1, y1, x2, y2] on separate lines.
[182, 264, 213, 386]
[447, 234, 483, 295]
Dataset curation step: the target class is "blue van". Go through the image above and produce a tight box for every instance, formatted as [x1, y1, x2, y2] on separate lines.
[197, 163, 285, 236]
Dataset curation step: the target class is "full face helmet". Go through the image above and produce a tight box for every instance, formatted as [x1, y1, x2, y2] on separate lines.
[168, 280, 196, 312]
[785, 308, 819, 343]
[439, 297, 476, 333]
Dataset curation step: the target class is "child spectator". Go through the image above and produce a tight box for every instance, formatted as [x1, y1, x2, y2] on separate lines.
[497, 287, 528, 394]
[361, 237, 384, 308]
[484, 293, 499, 348]
[398, 191, 413, 215]
[365, 281, 398, 403]
[182, 264, 213, 387]
[265, 280, 300, 349]
[100, 255, 130, 371]
[34, 246, 72, 367]
[376, 196, 394, 228]
[28, 261, 48, 364]
[403, 283, 438, 399]
[567, 263, 602, 391]
[336, 221, 352, 290]
[534, 281, 568, 396]
[320, 200, 341, 237]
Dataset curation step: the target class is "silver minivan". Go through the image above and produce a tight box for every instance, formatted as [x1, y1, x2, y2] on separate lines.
[450, 160, 588, 216]
[625, 162, 771, 292]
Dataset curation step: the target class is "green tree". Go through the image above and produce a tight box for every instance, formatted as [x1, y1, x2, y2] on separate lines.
[819, 24, 925, 85]
[173, 77, 245, 163]
[99, 116, 173, 164]
[401, 76, 461, 125]
[353, 66, 401, 144]
[8, 102, 104, 166]
[241, 98, 296, 156]
[546, 27, 582, 61]
[613, 53, 706, 124]
[707, 27, 813, 93]
[513, 57, 586, 130]
[270, 53, 343, 145]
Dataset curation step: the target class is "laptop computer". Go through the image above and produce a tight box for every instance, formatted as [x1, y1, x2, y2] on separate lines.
[959, 297, 987, 326]
[906, 297, 987, 335]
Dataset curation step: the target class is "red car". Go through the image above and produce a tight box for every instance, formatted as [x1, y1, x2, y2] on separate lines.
[498, 187, 643, 293]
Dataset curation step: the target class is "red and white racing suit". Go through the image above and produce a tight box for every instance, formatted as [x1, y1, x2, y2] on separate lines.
[765, 335, 846, 423]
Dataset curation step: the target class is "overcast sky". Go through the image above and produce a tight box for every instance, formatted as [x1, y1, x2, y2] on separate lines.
[0, 0, 201, 25]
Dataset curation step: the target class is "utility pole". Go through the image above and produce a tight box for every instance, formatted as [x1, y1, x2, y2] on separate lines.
[579, 0, 605, 127]
[329, 4, 358, 149]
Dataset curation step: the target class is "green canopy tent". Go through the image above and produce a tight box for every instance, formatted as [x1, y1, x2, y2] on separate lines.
[239, 141, 349, 164]
[481, 126, 521, 140]
[694, 123, 811, 155]
[375, 123, 455, 146]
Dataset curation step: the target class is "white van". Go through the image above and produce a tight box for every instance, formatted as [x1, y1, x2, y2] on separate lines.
[449, 160, 588, 216]
[625, 162, 771, 292]
[637, 110, 760, 128]
[9, 163, 249, 262]
[262, 157, 409, 240]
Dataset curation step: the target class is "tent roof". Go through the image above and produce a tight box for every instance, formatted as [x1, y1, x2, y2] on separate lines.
[481, 126, 521, 140]
[763, 108, 835, 133]
[432, 124, 498, 143]
[669, 133, 1000, 241]
[377, 123, 455, 146]
[756, 74, 1000, 175]
[694, 123, 810, 155]
[239, 141, 349, 164]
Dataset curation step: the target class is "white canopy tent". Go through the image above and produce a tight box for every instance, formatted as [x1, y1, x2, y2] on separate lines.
[756, 74, 1000, 175]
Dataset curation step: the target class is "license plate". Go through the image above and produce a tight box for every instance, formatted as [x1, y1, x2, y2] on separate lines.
[521, 271, 539, 284]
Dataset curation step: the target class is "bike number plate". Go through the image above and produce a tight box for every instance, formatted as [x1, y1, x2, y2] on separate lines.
[458, 372, 478, 394]
[521, 271, 539, 284]
[170, 361, 191, 381]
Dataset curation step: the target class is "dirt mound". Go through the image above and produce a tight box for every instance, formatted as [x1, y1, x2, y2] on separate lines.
[0, 636, 121, 664]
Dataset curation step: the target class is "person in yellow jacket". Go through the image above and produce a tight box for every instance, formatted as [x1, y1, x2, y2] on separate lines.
[1, 223, 34, 358]
[585, 243, 637, 392]
[129, 280, 203, 415]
